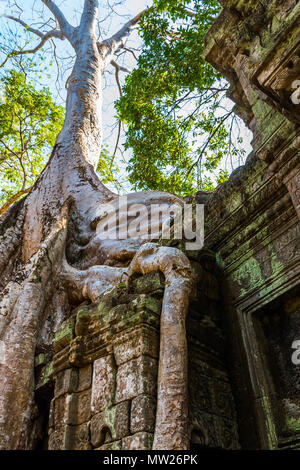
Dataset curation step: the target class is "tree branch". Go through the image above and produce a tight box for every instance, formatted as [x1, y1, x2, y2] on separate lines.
[123, 46, 138, 61]
[182, 7, 197, 18]
[4, 15, 45, 38]
[80, 0, 99, 33]
[185, 111, 234, 180]
[110, 59, 131, 75]
[0, 28, 64, 68]
[98, 4, 195, 64]
[0, 186, 32, 216]
[109, 59, 129, 167]
[42, 0, 74, 40]
[99, 9, 147, 61]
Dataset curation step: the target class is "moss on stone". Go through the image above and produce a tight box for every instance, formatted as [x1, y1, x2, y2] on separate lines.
[284, 417, 300, 433]
[36, 361, 54, 390]
[54, 318, 75, 352]
[134, 272, 165, 295]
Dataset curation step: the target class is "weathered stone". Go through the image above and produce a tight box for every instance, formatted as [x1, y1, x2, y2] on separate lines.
[34, 353, 48, 368]
[90, 401, 130, 448]
[132, 294, 161, 315]
[91, 355, 116, 414]
[200, 0, 300, 451]
[95, 440, 122, 450]
[214, 416, 240, 450]
[35, 361, 53, 390]
[67, 423, 91, 450]
[115, 356, 158, 403]
[52, 394, 73, 426]
[113, 327, 159, 366]
[54, 368, 78, 398]
[54, 318, 75, 353]
[130, 395, 156, 434]
[77, 364, 92, 392]
[69, 336, 85, 366]
[68, 389, 91, 425]
[48, 425, 70, 450]
[75, 302, 110, 336]
[189, 411, 218, 449]
[285, 167, 300, 218]
[209, 380, 236, 420]
[133, 271, 165, 294]
[108, 295, 161, 329]
[122, 432, 153, 450]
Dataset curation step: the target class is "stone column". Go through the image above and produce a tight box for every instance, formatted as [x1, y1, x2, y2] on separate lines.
[48, 272, 163, 450]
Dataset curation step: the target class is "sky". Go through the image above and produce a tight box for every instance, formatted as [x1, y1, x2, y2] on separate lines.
[0, 0, 253, 193]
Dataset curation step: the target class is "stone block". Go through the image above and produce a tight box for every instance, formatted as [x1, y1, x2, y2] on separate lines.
[90, 401, 130, 448]
[69, 336, 85, 366]
[53, 394, 73, 426]
[130, 395, 156, 434]
[113, 327, 159, 366]
[48, 425, 70, 450]
[91, 355, 116, 414]
[54, 318, 75, 352]
[68, 389, 92, 425]
[115, 356, 157, 403]
[34, 353, 48, 368]
[75, 302, 109, 336]
[134, 272, 165, 294]
[54, 368, 78, 398]
[67, 423, 91, 450]
[132, 294, 161, 315]
[35, 361, 53, 390]
[77, 364, 92, 392]
[122, 432, 153, 450]
[95, 440, 122, 450]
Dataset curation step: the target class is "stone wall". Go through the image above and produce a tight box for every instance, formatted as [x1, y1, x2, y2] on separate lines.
[46, 275, 162, 450]
[202, 0, 300, 450]
[34, 261, 240, 450]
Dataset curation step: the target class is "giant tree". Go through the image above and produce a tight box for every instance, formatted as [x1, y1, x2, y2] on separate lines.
[0, 0, 199, 450]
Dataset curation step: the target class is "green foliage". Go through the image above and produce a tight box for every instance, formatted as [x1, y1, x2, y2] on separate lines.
[0, 69, 64, 210]
[117, 0, 246, 195]
[96, 144, 123, 191]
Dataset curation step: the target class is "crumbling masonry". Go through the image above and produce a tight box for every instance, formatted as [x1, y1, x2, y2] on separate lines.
[33, 0, 300, 450]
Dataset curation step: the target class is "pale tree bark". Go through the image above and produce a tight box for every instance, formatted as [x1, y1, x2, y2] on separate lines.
[0, 0, 193, 450]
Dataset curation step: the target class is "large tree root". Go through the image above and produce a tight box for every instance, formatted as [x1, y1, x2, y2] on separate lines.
[126, 243, 192, 450]
[0, 212, 68, 449]
[63, 242, 192, 450]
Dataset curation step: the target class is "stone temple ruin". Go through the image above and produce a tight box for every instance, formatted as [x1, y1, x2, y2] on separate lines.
[32, 0, 300, 450]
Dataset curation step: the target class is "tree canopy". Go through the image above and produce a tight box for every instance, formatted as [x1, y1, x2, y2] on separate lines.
[0, 67, 64, 214]
[117, 0, 247, 195]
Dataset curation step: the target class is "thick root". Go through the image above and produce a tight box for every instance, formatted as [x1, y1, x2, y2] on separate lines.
[127, 243, 192, 450]
[59, 241, 192, 450]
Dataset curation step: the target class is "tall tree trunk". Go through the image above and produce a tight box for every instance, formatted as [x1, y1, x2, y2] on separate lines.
[0, 32, 114, 449]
